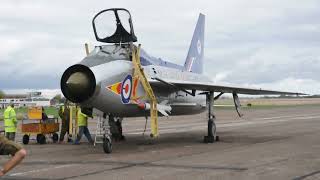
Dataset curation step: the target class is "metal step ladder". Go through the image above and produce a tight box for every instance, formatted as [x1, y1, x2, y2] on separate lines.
[94, 115, 110, 146]
[131, 44, 159, 137]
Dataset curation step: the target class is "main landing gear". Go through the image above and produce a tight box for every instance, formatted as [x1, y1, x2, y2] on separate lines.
[204, 91, 219, 143]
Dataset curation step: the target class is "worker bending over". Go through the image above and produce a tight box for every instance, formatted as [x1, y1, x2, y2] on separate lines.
[0, 135, 27, 176]
[4, 104, 17, 141]
[74, 107, 94, 145]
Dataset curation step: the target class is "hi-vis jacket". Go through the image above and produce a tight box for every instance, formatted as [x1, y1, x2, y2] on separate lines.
[77, 108, 88, 127]
[4, 106, 17, 133]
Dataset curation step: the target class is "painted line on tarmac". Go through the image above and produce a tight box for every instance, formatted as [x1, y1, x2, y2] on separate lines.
[126, 114, 320, 133]
[125, 114, 320, 135]
[256, 113, 320, 120]
[123, 113, 320, 133]
[9, 164, 76, 177]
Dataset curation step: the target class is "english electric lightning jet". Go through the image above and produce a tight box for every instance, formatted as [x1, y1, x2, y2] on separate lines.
[60, 8, 304, 153]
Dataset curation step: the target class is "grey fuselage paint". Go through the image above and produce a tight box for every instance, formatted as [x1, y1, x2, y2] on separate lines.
[70, 45, 210, 117]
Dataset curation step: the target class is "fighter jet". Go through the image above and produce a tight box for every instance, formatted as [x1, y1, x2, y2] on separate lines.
[61, 8, 304, 153]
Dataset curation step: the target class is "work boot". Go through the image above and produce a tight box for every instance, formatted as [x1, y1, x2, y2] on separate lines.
[73, 141, 80, 145]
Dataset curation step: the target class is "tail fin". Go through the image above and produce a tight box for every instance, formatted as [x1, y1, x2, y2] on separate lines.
[183, 13, 205, 74]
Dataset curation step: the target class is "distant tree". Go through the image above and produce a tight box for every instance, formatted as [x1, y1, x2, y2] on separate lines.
[53, 94, 61, 101]
[0, 90, 4, 99]
[51, 94, 63, 105]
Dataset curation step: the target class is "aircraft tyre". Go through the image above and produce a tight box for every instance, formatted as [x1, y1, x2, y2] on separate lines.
[52, 133, 59, 143]
[210, 119, 216, 137]
[22, 134, 29, 145]
[204, 118, 216, 143]
[38, 134, 46, 144]
[36, 134, 41, 143]
[103, 138, 112, 154]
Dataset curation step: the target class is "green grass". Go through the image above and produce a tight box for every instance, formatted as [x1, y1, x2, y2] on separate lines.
[43, 107, 59, 118]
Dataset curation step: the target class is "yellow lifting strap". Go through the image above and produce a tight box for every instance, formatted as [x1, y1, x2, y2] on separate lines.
[68, 105, 78, 139]
[132, 44, 159, 137]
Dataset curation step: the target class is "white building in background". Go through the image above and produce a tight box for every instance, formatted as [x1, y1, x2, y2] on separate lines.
[0, 91, 51, 109]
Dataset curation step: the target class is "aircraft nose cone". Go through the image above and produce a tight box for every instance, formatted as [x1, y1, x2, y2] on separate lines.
[65, 72, 90, 97]
[61, 64, 96, 103]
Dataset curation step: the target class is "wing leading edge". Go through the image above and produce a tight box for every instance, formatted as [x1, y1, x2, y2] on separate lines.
[150, 79, 306, 96]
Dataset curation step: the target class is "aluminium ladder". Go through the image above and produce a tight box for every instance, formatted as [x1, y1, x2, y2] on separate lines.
[94, 115, 110, 146]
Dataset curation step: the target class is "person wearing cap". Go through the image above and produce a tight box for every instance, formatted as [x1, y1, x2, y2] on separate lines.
[3, 104, 17, 141]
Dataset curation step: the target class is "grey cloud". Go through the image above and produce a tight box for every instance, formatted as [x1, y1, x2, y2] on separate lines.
[1, 0, 320, 94]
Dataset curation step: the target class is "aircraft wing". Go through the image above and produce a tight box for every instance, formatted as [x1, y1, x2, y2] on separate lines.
[150, 78, 306, 95]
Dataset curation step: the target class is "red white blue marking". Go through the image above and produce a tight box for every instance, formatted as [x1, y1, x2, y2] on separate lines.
[120, 75, 133, 104]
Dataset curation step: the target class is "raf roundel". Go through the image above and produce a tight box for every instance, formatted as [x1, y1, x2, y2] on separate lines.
[120, 75, 133, 104]
[197, 39, 202, 54]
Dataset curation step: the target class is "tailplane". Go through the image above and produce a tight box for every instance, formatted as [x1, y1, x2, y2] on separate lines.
[183, 13, 205, 74]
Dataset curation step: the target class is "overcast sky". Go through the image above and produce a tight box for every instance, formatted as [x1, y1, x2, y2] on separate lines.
[1, 0, 320, 97]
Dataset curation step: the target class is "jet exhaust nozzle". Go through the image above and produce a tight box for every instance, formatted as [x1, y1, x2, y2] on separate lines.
[61, 64, 96, 103]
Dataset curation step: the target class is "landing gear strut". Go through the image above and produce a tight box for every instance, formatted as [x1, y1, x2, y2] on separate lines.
[115, 117, 125, 141]
[109, 115, 125, 142]
[204, 91, 219, 143]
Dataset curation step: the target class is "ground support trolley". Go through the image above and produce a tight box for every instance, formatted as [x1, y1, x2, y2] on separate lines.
[21, 107, 59, 144]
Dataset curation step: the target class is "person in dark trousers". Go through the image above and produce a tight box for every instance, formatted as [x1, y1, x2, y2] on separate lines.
[74, 107, 94, 145]
[41, 107, 48, 122]
[0, 135, 27, 176]
[58, 101, 72, 143]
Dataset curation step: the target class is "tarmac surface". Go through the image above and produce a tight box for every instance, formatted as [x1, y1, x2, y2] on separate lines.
[1, 104, 320, 180]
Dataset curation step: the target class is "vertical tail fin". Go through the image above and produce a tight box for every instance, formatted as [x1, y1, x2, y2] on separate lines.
[183, 13, 205, 74]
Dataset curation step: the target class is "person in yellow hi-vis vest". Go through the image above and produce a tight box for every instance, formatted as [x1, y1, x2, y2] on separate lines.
[74, 107, 94, 145]
[4, 104, 17, 141]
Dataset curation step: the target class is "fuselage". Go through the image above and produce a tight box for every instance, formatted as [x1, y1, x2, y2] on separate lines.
[61, 44, 212, 117]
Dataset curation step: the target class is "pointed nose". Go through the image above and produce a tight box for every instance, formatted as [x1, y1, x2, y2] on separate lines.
[65, 72, 90, 97]
[61, 64, 96, 103]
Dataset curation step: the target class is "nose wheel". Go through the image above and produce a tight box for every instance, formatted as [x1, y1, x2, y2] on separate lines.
[93, 111, 113, 154]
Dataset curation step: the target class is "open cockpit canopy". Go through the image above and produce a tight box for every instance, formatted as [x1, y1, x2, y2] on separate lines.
[92, 8, 137, 43]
